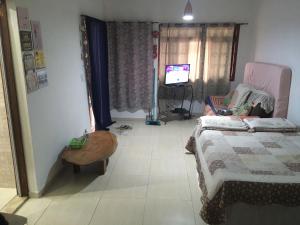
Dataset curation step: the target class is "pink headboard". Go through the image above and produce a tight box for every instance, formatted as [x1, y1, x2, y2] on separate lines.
[243, 62, 292, 118]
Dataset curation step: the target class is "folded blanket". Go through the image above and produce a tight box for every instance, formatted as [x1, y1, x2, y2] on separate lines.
[247, 89, 275, 114]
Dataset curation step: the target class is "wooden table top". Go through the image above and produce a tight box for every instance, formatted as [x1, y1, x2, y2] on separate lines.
[62, 131, 117, 166]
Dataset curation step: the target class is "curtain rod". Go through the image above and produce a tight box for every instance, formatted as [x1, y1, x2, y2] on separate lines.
[81, 15, 248, 26]
[104, 20, 248, 26]
[159, 22, 248, 26]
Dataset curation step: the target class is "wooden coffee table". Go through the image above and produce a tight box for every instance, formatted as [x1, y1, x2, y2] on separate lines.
[62, 131, 117, 175]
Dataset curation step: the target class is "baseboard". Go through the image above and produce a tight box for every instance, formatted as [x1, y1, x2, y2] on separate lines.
[29, 156, 64, 198]
[112, 117, 145, 121]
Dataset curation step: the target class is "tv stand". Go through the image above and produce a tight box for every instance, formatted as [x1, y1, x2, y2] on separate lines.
[158, 84, 193, 124]
[171, 108, 188, 114]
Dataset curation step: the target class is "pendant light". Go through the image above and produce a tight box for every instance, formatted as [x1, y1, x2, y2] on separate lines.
[183, 0, 194, 21]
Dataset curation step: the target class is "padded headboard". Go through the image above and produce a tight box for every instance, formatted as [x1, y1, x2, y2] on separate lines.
[243, 62, 292, 118]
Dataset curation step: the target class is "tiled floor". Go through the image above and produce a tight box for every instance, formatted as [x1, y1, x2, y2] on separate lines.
[0, 188, 17, 210]
[15, 119, 205, 225]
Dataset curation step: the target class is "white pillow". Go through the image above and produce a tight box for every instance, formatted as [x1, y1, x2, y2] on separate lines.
[198, 116, 249, 131]
[243, 118, 297, 132]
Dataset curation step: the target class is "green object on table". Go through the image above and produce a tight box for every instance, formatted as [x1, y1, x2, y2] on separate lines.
[69, 136, 87, 149]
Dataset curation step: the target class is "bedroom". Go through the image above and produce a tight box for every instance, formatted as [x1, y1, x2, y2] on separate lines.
[0, 0, 299, 224]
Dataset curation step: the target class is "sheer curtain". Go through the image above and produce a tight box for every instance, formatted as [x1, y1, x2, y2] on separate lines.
[159, 25, 203, 99]
[203, 26, 234, 96]
[159, 24, 236, 100]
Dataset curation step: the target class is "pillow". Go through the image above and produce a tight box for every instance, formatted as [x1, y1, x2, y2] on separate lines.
[228, 84, 252, 109]
[246, 89, 275, 114]
[198, 116, 249, 131]
[243, 118, 297, 132]
[232, 102, 252, 116]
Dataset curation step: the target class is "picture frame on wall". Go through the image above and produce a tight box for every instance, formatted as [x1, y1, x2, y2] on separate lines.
[36, 69, 48, 88]
[20, 31, 33, 51]
[31, 21, 43, 50]
[34, 50, 46, 69]
[16, 7, 31, 31]
[16, 6, 48, 93]
[25, 71, 39, 93]
[22, 52, 35, 72]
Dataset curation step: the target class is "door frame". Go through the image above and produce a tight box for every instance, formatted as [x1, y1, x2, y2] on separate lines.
[0, 0, 29, 196]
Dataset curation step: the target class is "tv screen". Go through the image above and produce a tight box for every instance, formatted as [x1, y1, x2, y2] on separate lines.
[164, 64, 190, 85]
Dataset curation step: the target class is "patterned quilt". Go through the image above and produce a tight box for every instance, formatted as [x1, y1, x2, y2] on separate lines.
[187, 117, 300, 225]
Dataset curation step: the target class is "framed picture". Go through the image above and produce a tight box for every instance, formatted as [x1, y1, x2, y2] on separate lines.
[20, 31, 33, 51]
[16, 7, 31, 31]
[36, 69, 48, 88]
[23, 52, 35, 72]
[25, 71, 39, 93]
[16, 7, 49, 93]
[34, 50, 46, 69]
[31, 21, 43, 50]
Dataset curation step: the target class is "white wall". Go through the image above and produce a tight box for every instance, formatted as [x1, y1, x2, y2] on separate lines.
[253, 0, 300, 125]
[13, 0, 104, 194]
[102, 0, 259, 118]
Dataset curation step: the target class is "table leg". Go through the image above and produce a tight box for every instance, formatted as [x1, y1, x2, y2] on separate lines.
[73, 164, 80, 174]
[99, 158, 109, 175]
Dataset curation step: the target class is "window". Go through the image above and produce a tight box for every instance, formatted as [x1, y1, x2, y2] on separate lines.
[159, 24, 240, 99]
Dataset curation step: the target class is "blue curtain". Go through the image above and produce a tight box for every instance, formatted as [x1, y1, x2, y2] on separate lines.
[85, 16, 113, 130]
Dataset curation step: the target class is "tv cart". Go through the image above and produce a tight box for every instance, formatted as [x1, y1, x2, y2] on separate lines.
[158, 84, 193, 124]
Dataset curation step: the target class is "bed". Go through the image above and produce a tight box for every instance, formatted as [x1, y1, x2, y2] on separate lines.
[187, 63, 300, 225]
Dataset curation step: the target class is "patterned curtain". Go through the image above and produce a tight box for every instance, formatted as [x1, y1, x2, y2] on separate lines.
[80, 16, 94, 128]
[203, 25, 234, 96]
[229, 24, 241, 81]
[107, 22, 153, 112]
[159, 24, 236, 100]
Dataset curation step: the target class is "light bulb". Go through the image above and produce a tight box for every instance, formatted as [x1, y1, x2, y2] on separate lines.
[183, 15, 194, 21]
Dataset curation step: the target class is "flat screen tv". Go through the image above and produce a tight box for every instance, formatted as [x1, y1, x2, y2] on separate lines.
[164, 64, 190, 86]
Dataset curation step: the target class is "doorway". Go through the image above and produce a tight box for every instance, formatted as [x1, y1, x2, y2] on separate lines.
[0, 44, 17, 209]
[0, 0, 29, 212]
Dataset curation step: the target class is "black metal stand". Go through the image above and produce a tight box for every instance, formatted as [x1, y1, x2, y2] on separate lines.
[158, 84, 194, 124]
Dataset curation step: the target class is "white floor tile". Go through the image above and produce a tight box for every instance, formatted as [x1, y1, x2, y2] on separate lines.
[89, 198, 145, 225]
[0, 188, 16, 210]
[44, 170, 110, 200]
[35, 193, 99, 225]
[147, 174, 191, 200]
[119, 145, 153, 158]
[16, 198, 51, 225]
[150, 158, 187, 177]
[103, 174, 148, 199]
[152, 135, 184, 148]
[152, 146, 184, 159]
[112, 154, 151, 176]
[144, 198, 195, 225]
